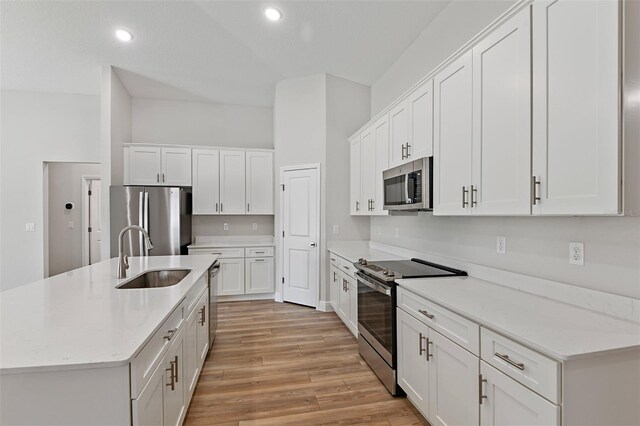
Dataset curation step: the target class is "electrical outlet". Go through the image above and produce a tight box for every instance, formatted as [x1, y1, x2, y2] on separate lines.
[252, 223, 258, 231]
[496, 236, 506, 255]
[333, 225, 340, 234]
[569, 242, 584, 265]
[223, 223, 229, 231]
[67, 221, 74, 229]
[25, 223, 35, 232]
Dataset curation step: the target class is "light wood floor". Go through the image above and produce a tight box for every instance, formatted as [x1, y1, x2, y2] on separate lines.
[184, 300, 429, 426]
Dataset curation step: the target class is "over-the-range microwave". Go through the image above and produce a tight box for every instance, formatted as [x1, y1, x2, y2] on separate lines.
[383, 157, 433, 211]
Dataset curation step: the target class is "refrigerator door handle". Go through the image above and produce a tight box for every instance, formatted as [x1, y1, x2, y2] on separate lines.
[143, 191, 150, 256]
[138, 191, 145, 255]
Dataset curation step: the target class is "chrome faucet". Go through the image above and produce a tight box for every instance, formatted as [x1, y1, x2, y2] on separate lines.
[117, 225, 154, 279]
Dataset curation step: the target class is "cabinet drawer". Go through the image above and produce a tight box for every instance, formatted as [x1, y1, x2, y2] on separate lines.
[328, 252, 339, 267]
[131, 302, 185, 398]
[246, 247, 274, 258]
[184, 276, 207, 316]
[481, 327, 560, 403]
[190, 247, 244, 258]
[338, 257, 357, 278]
[398, 287, 479, 355]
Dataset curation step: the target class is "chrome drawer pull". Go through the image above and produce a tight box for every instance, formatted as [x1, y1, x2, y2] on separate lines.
[426, 337, 433, 360]
[419, 332, 426, 355]
[479, 374, 488, 404]
[495, 352, 525, 370]
[163, 328, 177, 341]
[418, 309, 434, 319]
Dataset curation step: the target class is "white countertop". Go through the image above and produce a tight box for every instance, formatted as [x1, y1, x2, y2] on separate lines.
[328, 245, 405, 263]
[398, 276, 640, 361]
[188, 235, 275, 249]
[0, 255, 217, 374]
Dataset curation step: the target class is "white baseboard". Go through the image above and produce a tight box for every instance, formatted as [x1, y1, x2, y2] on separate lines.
[218, 293, 275, 302]
[317, 301, 334, 312]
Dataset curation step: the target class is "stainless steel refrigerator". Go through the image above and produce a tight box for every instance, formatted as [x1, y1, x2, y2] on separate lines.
[110, 186, 192, 258]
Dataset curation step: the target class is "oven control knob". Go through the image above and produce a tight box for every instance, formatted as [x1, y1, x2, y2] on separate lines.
[358, 258, 368, 265]
[383, 269, 394, 277]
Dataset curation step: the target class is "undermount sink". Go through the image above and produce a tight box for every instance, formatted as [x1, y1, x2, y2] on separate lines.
[117, 269, 191, 289]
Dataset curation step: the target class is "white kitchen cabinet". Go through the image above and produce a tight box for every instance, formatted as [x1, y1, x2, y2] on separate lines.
[132, 363, 165, 426]
[219, 150, 246, 214]
[480, 361, 559, 426]
[428, 329, 479, 426]
[353, 114, 389, 216]
[532, 0, 621, 215]
[195, 291, 209, 368]
[245, 257, 275, 294]
[397, 308, 430, 417]
[389, 100, 409, 166]
[246, 151, 274, 214]
[433, 51, 473, 216]
[185, 303, 199, 399]
[361, 125, 376, 214]
[408, 80, 434, 160]
[347, 274, 358, 333]
[129, 146, 191, 186]
[129, 146, 162, 186]
[192, 149, 220, 214]
[163, 329, 186, 426]
[472, 7, 532, 215]
[218, 257, 245, 296]
[329, 265, 339, 311]
[337, 273, 350, 327]
[349, 135, 363, 215]
[372, 114, 390, 215]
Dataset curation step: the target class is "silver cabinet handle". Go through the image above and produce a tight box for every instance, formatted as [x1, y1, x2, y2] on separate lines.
[418, 309, 434, 319]
[406, 143, 411, 158]
[156, 173, 160, 183]
[254, 258, 265, 262]
[471, 185, 477, 207]
[220, 203, 223, 212]
[401, 143, 407, 160]
[479, 374, 488, 404]
[495, 352, 525, 370]
[163, 328, 177, 341]
[162, 173, 165, 183]
[370, 199, 374, 211]
[166, 359, 176, 390]
[247, 203, 250, 212]
[462, 186, 469, 208]
[174, 355, 179, 383]
[426, 337, 433, 360]
[342, 265, 350, 270]
[198, 307, 206, 325]
[419, 332, 426, 355]
[356, 201, 360, 212]
[532, 176, 541, 205]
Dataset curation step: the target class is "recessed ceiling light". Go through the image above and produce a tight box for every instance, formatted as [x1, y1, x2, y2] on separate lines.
[115, 29, 133, 42]
[264, 7, 282, 21]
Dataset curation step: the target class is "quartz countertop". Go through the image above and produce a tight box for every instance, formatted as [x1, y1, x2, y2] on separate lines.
[398, 276, 640, 361]
[188, 235, 275, 249]
[328, 245, 405, 263]
[0, 255, 217, 374]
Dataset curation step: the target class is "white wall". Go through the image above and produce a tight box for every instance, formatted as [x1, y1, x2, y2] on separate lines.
[132, 98, 273, 149]
[368, 0, 640, 300]
[274, 73, 370, 303]
[47, 162, 101, 276]
[0, 91, 100, 290]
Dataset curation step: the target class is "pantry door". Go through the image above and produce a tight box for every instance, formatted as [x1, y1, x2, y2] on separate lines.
[281, 165, 320, 308]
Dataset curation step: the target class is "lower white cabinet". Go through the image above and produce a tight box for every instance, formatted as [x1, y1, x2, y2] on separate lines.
[347, 275, 358, 333]
[337, 274, 350, 324]
[218, 258, 245, 295]
[185, 289, 209, 399]
[397, 309, 430, 416]
[132, 362, 165, 426]
[480, 361, 559, 426]
[246, 257, 275, 294]
[329, 265, 339, 311]
[330, 252, 358, 337]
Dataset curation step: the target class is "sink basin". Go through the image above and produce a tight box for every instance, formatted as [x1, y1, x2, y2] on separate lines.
[118, 269, 191, 289]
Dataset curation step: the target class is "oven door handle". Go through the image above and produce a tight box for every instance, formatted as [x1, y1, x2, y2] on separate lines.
[356, 273, 391, 296]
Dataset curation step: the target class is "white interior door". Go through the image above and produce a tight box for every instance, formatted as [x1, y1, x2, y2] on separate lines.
[88, 180, 102, 265]
[282, 167, 319, 308]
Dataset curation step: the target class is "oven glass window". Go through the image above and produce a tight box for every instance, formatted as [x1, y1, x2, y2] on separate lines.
[358, 280, 393, 356]
[384, 175, 406, 205]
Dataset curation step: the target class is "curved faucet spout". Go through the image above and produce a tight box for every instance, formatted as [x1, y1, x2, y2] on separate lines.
[117, 225, 154, 279]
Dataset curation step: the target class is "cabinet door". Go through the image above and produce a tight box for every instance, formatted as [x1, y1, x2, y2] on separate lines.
[472, 7, 531, 215]
[360, 125, 376, 215]
[347, 275, 358, 335]
[184, 305, 199, 398]
[329, 265, 339, 311]
[195, 291, 209, 368]
[373, 114, 390, 215]
[245, 257, 274, 294]
[132, 363, 164, 426]
[532, 0, 620, 215]
[336, 274, 350, 324]
[433, 51, 473, 216]
[163, 331, 186, 426]
[349, 136, 363, 215]
[129, 146, 162, 186]
[408, 80, 434, 159]
[389, 100, 409, 166]
[219, 150, 246, 214]
[246, 151, 274, 214]
[192, 149, 220, 215]
[480, 361, 559, 426]
[397, 309, 430, 418]
[218, 258, 245, 295]
[161, 148, 192, 186]
[428, 330, 479, 426]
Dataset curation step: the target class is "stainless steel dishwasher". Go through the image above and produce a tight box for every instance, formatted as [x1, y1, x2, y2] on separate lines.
[207, 260, 220, 354]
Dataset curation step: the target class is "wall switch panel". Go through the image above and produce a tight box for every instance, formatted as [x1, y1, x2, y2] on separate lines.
[67, 221, 74, 229]
[25, 223, 35, 232]
[496, 236, 506, 255]
[223, 223, 229, 231]
[333, 225, 340, 234]
[569, 242, 584, 265]
[252, 223, 258, 231]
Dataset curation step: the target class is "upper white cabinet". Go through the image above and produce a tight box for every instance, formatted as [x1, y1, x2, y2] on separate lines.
[389, 101, 409, 166]
[190, 148, 274, 216]
[471, 7, 532, 215]
[246, 151, 274, 214]
[433, 51, 473, 216]
[349, 135, 363, 215]
[192, 149, 220, 214]
[219, 150, 246, 215]
[129, 146, 191, 186]
[532, 0, 621, 215]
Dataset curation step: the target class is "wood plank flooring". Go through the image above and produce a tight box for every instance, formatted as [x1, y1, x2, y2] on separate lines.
[184, 300, 429, 426]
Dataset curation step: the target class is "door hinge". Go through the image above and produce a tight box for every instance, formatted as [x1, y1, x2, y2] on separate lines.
[281, 184, 285, 191]
[282, 277, 284, 284]
[88, 190, 92, 196]
[88, 227, 92, 232]
[282, 231, 285, 237]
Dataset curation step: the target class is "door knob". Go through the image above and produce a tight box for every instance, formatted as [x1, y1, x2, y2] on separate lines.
[309, 243, 317, 247]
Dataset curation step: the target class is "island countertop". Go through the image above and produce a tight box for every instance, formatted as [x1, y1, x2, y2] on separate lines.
[0, 255, 217, 375]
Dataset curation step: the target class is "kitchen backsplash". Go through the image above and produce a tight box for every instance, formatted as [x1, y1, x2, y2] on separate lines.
[192, 215, 274, 237]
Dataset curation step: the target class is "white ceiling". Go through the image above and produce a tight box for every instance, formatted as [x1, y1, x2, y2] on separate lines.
[1, 1, 450, 107]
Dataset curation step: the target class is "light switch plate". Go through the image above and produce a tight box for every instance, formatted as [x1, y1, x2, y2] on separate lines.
[223, 223, 229, 231]
[25, 223, 35, 232]
[496, 236, 506, 255]
[252, 223, 258, 231]
[68, 221, 75, 229]
[333, 225, 340, 234]
[569, 242, 584, 265]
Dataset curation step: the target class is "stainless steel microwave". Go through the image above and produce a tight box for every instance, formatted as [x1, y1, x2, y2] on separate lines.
[383, 157, 433, 211]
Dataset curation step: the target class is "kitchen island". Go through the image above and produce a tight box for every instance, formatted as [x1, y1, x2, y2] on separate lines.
[0, 254, 217, 426]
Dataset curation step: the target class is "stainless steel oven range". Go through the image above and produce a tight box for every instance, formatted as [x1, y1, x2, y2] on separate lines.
[355, 258, 466, 395]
